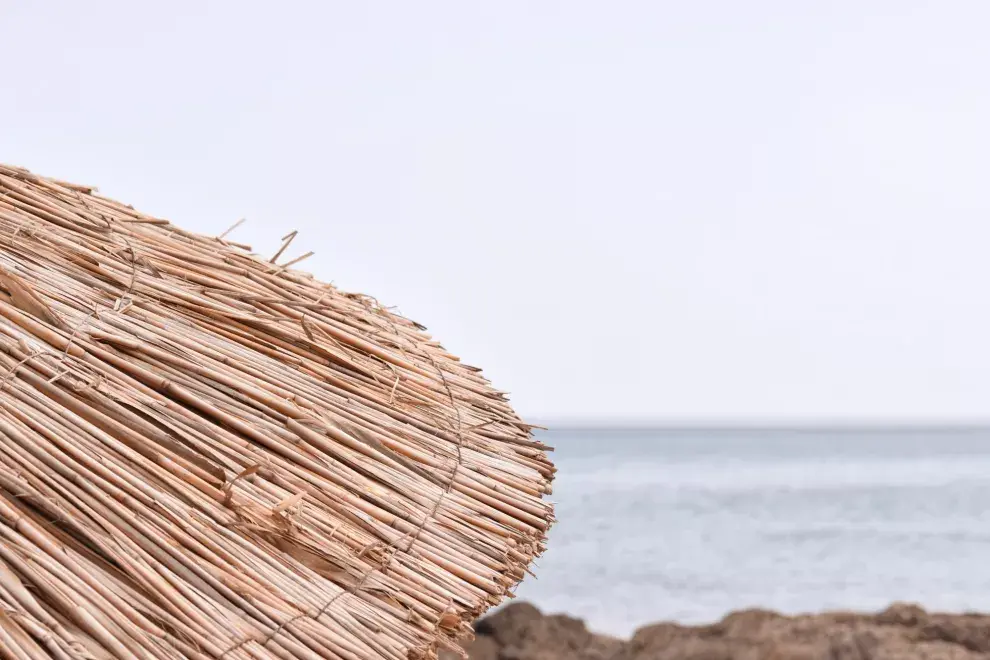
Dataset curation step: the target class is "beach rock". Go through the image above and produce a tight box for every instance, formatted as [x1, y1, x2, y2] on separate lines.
[472, 602, 624, 660]
[440, 635, 499, 660]
[458, 602, 990, 660]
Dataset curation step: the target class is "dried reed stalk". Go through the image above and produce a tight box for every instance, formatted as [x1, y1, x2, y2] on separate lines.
[0, 164, 554, 660]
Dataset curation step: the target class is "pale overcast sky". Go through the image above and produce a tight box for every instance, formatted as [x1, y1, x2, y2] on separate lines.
[3, 2, 990, 423]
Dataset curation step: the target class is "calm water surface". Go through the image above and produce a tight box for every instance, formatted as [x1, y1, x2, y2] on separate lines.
[514, 427, 990, 636]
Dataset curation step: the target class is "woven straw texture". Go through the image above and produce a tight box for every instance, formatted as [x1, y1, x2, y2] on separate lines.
[0, 165, 553, 660]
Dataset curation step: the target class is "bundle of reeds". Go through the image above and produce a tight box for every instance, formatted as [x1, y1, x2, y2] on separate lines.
[0, 164, 554, 660]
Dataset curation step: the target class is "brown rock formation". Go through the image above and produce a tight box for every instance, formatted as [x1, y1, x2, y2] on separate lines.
[445, 601, 990, 659]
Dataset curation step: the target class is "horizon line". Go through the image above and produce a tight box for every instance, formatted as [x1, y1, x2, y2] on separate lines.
[526, 418, 990, 431]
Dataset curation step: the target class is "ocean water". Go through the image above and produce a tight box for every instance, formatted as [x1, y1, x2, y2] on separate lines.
[513, 427, 990, 637]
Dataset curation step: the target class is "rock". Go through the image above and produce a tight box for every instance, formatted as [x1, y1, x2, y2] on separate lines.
[875, 602, 928, 627]
[918, 615, 990, 654]
[470, 602, 623, 660]
[475, 602, 545, 648]
[459, 602, 990, 660]
[440, 633, 499, 660]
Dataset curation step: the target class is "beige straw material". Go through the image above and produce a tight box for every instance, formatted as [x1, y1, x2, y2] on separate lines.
[0, 164, 554, 660]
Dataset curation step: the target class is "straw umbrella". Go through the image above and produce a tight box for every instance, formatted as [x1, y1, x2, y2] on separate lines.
[0, 164, 554, 660]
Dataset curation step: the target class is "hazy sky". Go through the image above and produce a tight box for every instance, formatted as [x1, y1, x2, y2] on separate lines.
[3, 2, 990, 422]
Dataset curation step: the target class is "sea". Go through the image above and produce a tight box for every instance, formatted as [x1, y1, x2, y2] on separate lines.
[513, 426, 990, 638]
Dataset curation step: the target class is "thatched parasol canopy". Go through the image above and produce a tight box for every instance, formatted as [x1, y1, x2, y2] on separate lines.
[0, 165, 554, 660]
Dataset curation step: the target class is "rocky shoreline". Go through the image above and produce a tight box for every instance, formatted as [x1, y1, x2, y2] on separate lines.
[443, 601, 990, 659]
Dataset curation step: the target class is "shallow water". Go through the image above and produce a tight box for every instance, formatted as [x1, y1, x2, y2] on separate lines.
[514, 427, 990, 637]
